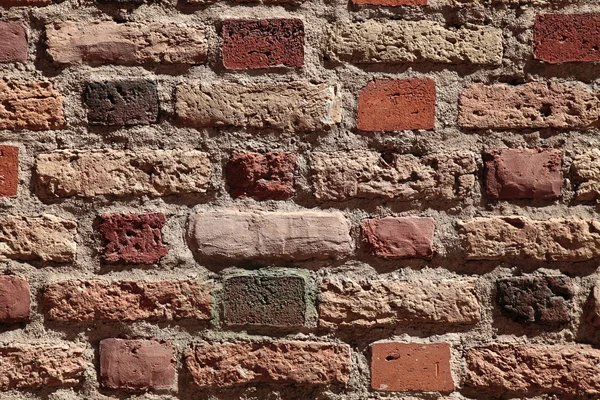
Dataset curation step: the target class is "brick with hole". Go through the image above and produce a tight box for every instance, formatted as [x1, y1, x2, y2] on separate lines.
[361, 216, 434, 259]
[0, 276, 29, 323]
[0, 23, 27, 63]
[535, 14, 600, 63]
[0, 146, 18, 197]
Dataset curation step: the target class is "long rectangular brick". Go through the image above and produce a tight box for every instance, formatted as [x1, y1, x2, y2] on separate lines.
[571, 149, 600, 201]
[187, 210, 353, 261]
[36, 149, 211, 199]
[0, 0, 51, 6]
[311, 151, 476, 202]
[45, 21, 207, 66]
[43, 280, 212, 321]
[185, 341, 351, 387]
[327, 21, 502, 65]
[361, 217, 435, 259]
[460, 216, 600, 261]
[0, 276, 30, 323]
[534, 14, 600, 63]
[319, 278, 480, 329]
[0, 80, 64, 131]
[175, 81, 341, 131]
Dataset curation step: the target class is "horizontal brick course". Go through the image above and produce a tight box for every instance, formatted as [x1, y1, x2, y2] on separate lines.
[0, 80, 64, 131]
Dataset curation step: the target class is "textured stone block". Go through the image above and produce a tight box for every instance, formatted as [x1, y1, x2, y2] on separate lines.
[0, 146, 18, 197]
[361, 217, 435, 259]
[535, 14, 600, 63]
[0, 80, 64, 131]
[586, 282, 600, 327]
[0, 22, 27, 63]
[571, 149, 600, 201]
[0, 276, 29, 323]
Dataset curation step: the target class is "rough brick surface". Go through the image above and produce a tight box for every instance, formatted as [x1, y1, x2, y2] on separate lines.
[175, 81, 341, 131]
[36, 149, 211, 198]
[100, 339, 175, 392]
[328, 21, 502, 65]
[459, 82, 600, 129]
[85, 80, 159, 126]
[586, 282, 600, 327]
[311, 151, 476, 202]
[98, 213, 168, 264]
[0, 80, 64, 130]
[0, 146, 18, 197]
[571, 149, 600, 201]
[46, 21, 207, 66]
[361, 217, 435, 259]
[0, 276, 29, 323]
[357, 79, 435, 131]
[226, 152, 296, 200]
[461, 216, 600, 261]
[222, 19, 304, 69]
[186, 341, 351, 387]
[43, 280, 212, 321]
[352, 0, 425, 5]
[319, 279, 480, 329]
[534, 14, 600, 63]
[371, 342, 453, 392]
[0, 22, 27, 63]
[187, 210, 353, 261]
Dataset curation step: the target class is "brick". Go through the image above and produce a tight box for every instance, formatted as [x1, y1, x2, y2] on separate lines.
[226, 152, 296, 200]
[0, 0, 51, 5]
[484, 148, 562, 200]
[0, 343, 85, 390]
[496, 276, 573, 325]
[0, 22, 27, 63]
[586, 282, 600, 327]
[319, 278, 480, 329]
[0, 80, 64, 131]
[98, 213, 168, 264]
[46, 21, 207, 66]
[175, 81, 341, 131]
[43, 280, 212, 321]
[187, 0, 302, 4]
[460, 216, 600, 261]
[222, 19, 304, 69]
[187, 210, 353, 262]
[353, 0, 425, 5]
[534, 14, 600, 63]
[311, 151, 476, 202]
[571, 149, 600, 201]
[459, 82, 600, 129]
[357, 79, 435, 131]
[328, 21, 502, 65]
[100, 339, 175, 392]
[223, 273, 306, 327]
[0, 276, 29, 323]
[371, 342, 453, 392]
[186, 341, 351, 387]
[361, 217, 434, 259]
[466, 344, 600, 395]
[85, 80, 159, 126]
[0, 146, 18, 197]
[36, 149, 211, 199]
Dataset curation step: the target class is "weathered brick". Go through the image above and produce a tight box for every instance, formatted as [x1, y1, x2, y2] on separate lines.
[535, 14, 600, 63]
[43, 280, 212, 321]
[0, 146, 18, 197]
[100, 339, 175, 392]
[357, 79, 435, 131]
[311, 151, 476, 202]
[226, 152, 296, 200]
[461, 216, 600, 261]
[459, 82, 600, 129]
[466, 344, 600, 396]
[0, 22, 27, 63]
[36, 149, 211, 199]
[0, 343, 85, 390]
[85, 80, 159, 126]
[186, 341, 351, 387]
[319, 278, 480, 329]
[484, 148, 562, 200]
[98, 213, 168, 264]
[175, 81, 341, 131]
[0, 80, 64, 131]
[187, 210, 353, 262]
[571, 149, 600, 201]
[0, 276, 29, 323]
[497, 276, 573, 325]
[46, 21, 207, 66]
[361, 217, 434, 259]
[222, 19, 304, 69]
[353, 0, 425, 5]
[328, 21, 502, 65]
[371, 342, 453, 392]
[0, 215, 76, 263]
[0, 0, 51, 5]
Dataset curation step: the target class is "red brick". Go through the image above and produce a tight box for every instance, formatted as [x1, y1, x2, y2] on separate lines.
[361, 217, 434, 259]
[371, 342, 453, 392]
[0, 146, 18, 197]
[98, 213, 168, 264]
[0, 276, 29, 323]
[352, 0, 426, 5]
[0, 23, 27, 63]
[535, 14, 600, 63]
[357, 78, 435, 131]
[222, 19, 304, 69]
[100, 338, 175, 392]
[0, 0, 51, 5]
[226, 152, 296, 200]
[484, 148, 562, 200]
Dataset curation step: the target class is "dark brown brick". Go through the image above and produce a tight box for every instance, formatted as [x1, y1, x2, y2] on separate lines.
[535, 14, 600, 63]
[0, 276, 29, 323]
[361, 217, 434, 259]
[0, 146, 18, 197]
[0, 22, 27, 63]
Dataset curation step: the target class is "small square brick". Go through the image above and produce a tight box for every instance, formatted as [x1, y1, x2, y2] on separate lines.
[0, 22, 27, 63]
[0, 146, 18, 197]
[98, 213, 168, 264]
[0, 276, 29, 323]
[361, 217, 434, 259]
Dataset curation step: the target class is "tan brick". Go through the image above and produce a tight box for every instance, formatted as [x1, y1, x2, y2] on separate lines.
[36, 149, 211, 199]
[175, 81, 341, 131]
[571, 149, 600, 201]
[0, 80, 64, 131]
[319, 279, 480, 329]
[328, 21, 502, 65]
[311, 151, 476, 202]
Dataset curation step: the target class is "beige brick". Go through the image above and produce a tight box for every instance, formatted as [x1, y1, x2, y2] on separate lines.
[0, 80, 64, 130]
[571, 149, 600, 201]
